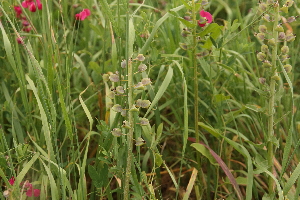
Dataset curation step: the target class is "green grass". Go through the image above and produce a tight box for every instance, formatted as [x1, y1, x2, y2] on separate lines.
[0, 0, 300, 199]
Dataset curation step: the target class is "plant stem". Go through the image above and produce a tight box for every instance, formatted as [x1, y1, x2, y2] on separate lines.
[124, 2, 133, 199]
[267, 3, 279, 194]
[192, 0, 203, 198]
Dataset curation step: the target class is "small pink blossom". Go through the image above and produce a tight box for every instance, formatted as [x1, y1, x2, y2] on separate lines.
[36, 0, 42, 10]
[75, 9, 91, 21]
[29, 3, 36, 12]
[21, 0, 42, 11]
[8, 177, 15, 185]
[14, 6, 22, 18]
[198, 10, 213, 27]
[22, 20, 30, 26]
[8, 177, 40, 197]
[21, 0, 32, 8]
[25, 184, 40, 197]
[23, 27, 32, 32]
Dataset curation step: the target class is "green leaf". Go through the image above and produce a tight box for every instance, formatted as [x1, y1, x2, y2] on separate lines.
[230, 19, 241, 32]
[155, 153, 163, 167]
[145, 66, 173, 117]
[79, 85, 93, 131]
[89, 24, 104, 37]
[191, 143, 217, 165]
[179, 0, 191, 9]
[198, 122, 221, 138]
[89, 61, 102, 74]
[198, 58, 217, 78]
[140, 5, 185, 54]
[177, 17, 196, 28]
[214, 94, 230, 103]
[88, 164, 108, 188]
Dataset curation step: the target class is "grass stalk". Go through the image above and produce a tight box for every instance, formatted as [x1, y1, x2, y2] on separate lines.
[124, 2, 133, 199]
[267, 3, 279, 194]
[192, 0, 202, 197]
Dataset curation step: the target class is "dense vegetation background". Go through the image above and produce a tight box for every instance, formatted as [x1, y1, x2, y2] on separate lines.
[0, 0, 300, 199]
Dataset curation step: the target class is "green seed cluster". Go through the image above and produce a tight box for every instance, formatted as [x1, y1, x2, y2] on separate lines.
[103, 54, 152, 146]
[256, 0, 296, 73]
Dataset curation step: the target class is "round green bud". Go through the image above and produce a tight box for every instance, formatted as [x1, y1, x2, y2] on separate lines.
[261, 44, 269, 53]
[271, 75, 280, 81]
[263, 60, 272, 68]
[268, 38, 276, 46]
[281, 45, 289, 54]
[257, 52, 267, 61]
[275, 25, 284, 32]
[286, 33, 296, 42]
[135, 137, 145, 146]
[111, 128, 122, 137]
[263, 14, 271, 22]
[259, 25, 268, 33]
[256, 33, 265, 41]
[278, 32, 286, 40]
[284, 64, 292, 73]
[103, 74, 109, 82]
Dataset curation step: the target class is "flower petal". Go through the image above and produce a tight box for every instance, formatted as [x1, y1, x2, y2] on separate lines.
[75, 9, 91, 20]
[33, 189, 41, 197]
[199, 10, 213, 23]
[8, 177, 15, 185]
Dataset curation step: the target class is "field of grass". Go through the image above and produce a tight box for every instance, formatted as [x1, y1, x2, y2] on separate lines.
[0, 0, 300, 199]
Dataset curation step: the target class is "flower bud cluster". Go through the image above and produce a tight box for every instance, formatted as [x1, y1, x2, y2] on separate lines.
[256, 0, 296, 74]
[13, 1, 43, 43]
[107, 53, 153, 147]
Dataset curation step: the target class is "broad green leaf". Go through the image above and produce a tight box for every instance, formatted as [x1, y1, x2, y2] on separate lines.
[40, 159, 59, 200]
[230, 19, 241, 32]
[79, 85, 93, 131]
[283, 162, 300, 195]
[140, 5, 185, 54]
[198, 122, 221, 138]
[145, 66, 173, 117]
[214, 94, 230, 103]
[89, 61, 102, 74]
[26, 75, 55, 161]
[198, 58, 217, 78]
[191, 143, 217, 165]
[177, 17, 196, 28]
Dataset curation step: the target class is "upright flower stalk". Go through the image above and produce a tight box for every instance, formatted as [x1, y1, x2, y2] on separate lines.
[267, 3, 279, 193]
[256, 0, 296, 194]
[124, 2, 133, 198]
[124, 59, 134, 200]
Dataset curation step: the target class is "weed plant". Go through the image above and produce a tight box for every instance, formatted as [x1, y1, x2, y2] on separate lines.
[0, 0, 300, 199]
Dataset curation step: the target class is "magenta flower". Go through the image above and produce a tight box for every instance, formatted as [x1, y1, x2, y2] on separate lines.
[36, 0, 42, 10]
[198, 10, 213, 27]
[25, 186, 41, 197]
[21, 0, 42, 11]
[14, 6, 22, 18]
[75, 9, 91, 21]
[29, 3, 36, 12]
[8, 177, 40, 197]
[8, 177, 15, 185]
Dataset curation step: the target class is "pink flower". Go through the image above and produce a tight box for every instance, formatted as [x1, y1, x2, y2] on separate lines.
[29, 3, 36, 12]
[23, 27, 32, 32]
[36, 0, 42, 10]
[21, 0, 31, 8]
[75, 9, 91, 21]
[26, 187, 40, 197]
[17, 37, 25, 44]
[8, 177, 40, 197]
[198, 10, 213, 27]
[21, 0, 42, 11]
[14, 6, 22, 18]
[8, 177, 15, 185]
